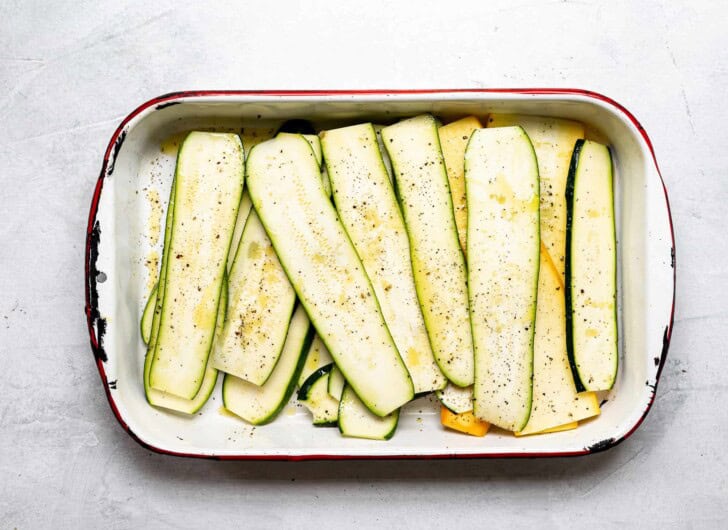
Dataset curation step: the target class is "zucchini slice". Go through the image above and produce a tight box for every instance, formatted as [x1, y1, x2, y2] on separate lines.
[327, 366, 345, 400]
[279, 132, 331, 196]
[488, 114, 585, 280]
[222, 305, 314, 425]
[212, 207, 296, 385]
[227, 193, 253, 273]
[382, 115, 474, 387]
[338, 385, 399, 441]
[297, 334, 333, 388]
[246, 134, 414, 417]
[373, 124, 393, 180]
[436, 383, 474, 414]
[321, 123, 445, 393]
[144, 275, 226, 414]
[565, 140, 618, 391]
[516, 246, 600, 436]
[465, 126, 540, 431]
[438, 116, 483, 254]
[241, 127, 277, 158]
[140, 283, 158, 345]
[148, 132, 244, 399]
[297, 365, 339, 426]
[434, 117, 484, 411]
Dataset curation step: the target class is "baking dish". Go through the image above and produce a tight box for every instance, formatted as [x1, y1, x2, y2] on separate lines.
[84, 89, 675, 459]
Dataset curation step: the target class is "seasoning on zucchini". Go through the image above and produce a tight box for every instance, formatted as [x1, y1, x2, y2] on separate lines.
[565, 139, 618, 391]
[246, 133, 414, 417]
[382, 115, 474, 388]
[322, 123, 446, 394]
[148, 132, 244, 399]
[465, 126, 540, 431]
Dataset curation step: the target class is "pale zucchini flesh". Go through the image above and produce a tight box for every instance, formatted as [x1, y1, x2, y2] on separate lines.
[434, 117, 483, 410]
[227, 193, 253, 273]
[516, 247, 600, 436]
[382, 115, 474, 387]
[279, 132, 330, 195]
[487, 114, 584, 280]
[241, 127, 277, 158]
[566, 140, 618, 391]
[297, 334, 333, 388]
[436, 383, 474, 414]
[327, 365, 346, 400]
[246, 134, 414, 417]
[321, 123, 445, 394]
[149, 132, 244, 399]
[212, 208, 296, 385]
[222, 305, 314, 425]
[140, 283, 158, 345]
[338, 385, 399, 441]
[144, 276, 226, 414]
[298, 365, 340, 426]
[466, 126, 540, 431]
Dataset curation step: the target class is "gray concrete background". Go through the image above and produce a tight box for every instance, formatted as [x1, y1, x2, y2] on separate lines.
[1, 1, 725, 527]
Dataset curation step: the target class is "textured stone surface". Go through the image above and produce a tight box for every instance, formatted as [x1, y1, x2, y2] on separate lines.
[1, 1, 725, 527]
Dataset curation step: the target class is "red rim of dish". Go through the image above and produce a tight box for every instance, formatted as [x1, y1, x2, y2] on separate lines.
[85, 88, 676, 460]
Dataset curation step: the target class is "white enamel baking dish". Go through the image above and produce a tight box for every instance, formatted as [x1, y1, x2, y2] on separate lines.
[85, 89, 675, 459]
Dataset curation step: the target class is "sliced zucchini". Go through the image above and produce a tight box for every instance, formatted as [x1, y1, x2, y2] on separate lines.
[465, 126, 540, 431]
[140, 283, 158, 345]
[246, 134, 414, 416]
[297, 334, 333, 388]
[321, 123, 445, 393]
[212, 207, 296, 385]
[297, 365, 339, 426]
[241, 127, 277, 158]
[144, 275, 226, 414]
[565, 139, 618, 391]
[373, 124, 393, 180]
[327, 366, 345, 400]
[382, 115, 474, 387]
[279, 132, 330, 196]
[227, 193, 253, 273]
[278, 133, 322, 166]
[436, 383, 474, 414]
[338, 385, 399, 440]
[516, 246, 600, 436]
[488, 114, 584, 280]
[222, 305, 314, 425]
[438, 116, 483, 254]
[149, 132, 244, 399]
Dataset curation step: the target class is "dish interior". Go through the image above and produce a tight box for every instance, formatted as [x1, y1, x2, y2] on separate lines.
[91, 93, 673, 457]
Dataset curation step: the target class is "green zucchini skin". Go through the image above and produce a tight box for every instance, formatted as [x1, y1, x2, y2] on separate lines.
[297, 364, 339, 427]
[338, 385, 399, 441]
[321, 122, 445, 394]
[246, 134, 414, 417]
[140, 283, 158, 345]
[564, 140, 584, 391]
[465, 126, 539, 432]
[212, 207, 296, 386]
[297, 364, 333, 401]
[565, 139, 618, 392]
[222, 305, 315, 426]
[144, 274, 227, 414]
[382, 115, 474, 388]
